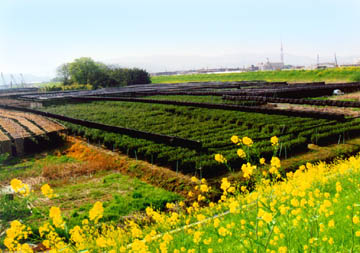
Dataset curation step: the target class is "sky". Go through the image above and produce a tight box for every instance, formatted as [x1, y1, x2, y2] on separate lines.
[1, 0, 360, 78]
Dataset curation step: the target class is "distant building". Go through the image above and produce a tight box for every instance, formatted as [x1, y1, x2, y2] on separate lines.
[339, 63, 360, 67]
[257, 61, 284, 71]
[248, 65, 259, 71]
[315, 63, 337, 69]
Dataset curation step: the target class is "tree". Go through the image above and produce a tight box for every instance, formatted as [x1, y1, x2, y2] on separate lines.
[107, 66, 151, 86]
[56, 63, 71, 85]
[128, 68, 151, 85]
[55, 57, 151, 89]
[68, 57, 109, 87]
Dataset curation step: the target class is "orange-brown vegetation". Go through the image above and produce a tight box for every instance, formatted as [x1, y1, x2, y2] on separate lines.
[43, 137, 195, 198]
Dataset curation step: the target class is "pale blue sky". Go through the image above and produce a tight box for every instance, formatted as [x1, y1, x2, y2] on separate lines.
[1, 0, 359, 76]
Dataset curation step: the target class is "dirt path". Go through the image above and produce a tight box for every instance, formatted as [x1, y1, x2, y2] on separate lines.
[271, 103, 360, 117]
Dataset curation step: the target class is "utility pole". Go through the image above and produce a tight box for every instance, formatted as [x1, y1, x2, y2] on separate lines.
[317, 54, 320, 67]
[10, 74, 17, 88]
[1, 72, 6, 87]
[280, 41, 284, 65]
[334, 53, 338, 67]
[20, 73, 25, 87]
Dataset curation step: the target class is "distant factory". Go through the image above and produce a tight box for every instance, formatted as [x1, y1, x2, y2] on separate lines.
[150, 43, 360, 76]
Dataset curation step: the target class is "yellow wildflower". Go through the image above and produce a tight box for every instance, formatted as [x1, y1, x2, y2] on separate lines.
[10, 178, 30, 196]
[270, 157, 281, 168]
[41, 184, 55, 199]
[242, 136, 253, 147]
[49, 206, 64, 228]
[336, 182, 342, 192]
[353, 216, 359, 224]
[193, 231, 203, 244]
[220, 178, 231, 192]
[191, 176, 198, 183]
[231, 135, 240, 144]
[241, 163, 256, 179]
[278, 246, 287, 253]
[259, 158, 265, 165]
[89, 201, 104, 223]
[270, 136, 279, 146]
[10, 178, 23, 192]
[214, 154, 227, 163]
[200, 184, 209, 193]
[237, 149, 246, 159]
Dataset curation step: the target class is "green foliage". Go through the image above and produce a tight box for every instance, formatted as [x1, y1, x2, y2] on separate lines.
[0, 194, 31, 231]
[0, 154, 77, 182]
[107, 66, 151, 86]
[54, 173, 181, 226]
[42, 99, 360, 175]
[40, 82, 92, 91]
[351, 72, 360, 82]
[151, 67, 360, 83]
[55, 57, 151, 89]
[56, 63, 71, 85]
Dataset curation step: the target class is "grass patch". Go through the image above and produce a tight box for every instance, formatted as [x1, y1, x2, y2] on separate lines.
[151, 67, 360, 84]
[0, 154, 77, 183]
[32, 172, 181, 227]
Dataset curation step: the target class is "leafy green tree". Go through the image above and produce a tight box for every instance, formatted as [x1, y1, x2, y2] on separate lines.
[56, 63, 71, 85]
[68, 57, 103, 85]
[56, 57, 151, 88]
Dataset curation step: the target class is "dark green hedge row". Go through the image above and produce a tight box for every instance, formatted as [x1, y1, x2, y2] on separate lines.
[43, 100, 360, 177]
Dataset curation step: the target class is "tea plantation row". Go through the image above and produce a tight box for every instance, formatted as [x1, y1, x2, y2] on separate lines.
[43, 99, 360, 176]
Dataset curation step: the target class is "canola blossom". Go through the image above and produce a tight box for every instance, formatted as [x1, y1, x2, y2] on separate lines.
[242, 136, 253, 147]
[236, 149, 246, 159]
[230, 135, 240, 144]
[10, 178, 30, 197]
[270, 136, 279, 146]
[89, 201, 104, 223]
[6, 136, 360, 252]
[41, 184, 55, 199]
[214, 154, 227, 163]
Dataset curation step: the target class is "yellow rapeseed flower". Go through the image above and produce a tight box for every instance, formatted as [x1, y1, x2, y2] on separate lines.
[258, 209, 273, 223]
[191, 176, 198, 183]
[270, 136, 279, 146]
[214, 154, 227, 163]
[10, 178, 30, 196]
[270, 157, 281, 168]
[96, 237, 107, 248]
[237, 149, 246, 159]
[200, 184, 209, 193]
[49, 206, 64, 228]
[353, 216, 359, 224]
[336, 182, 342, 192]
[10, 178, 23, 192]
[278, 246, 288, 253]
[203, 238, 212, 245]
[241, 163, 256, 179]
[220, 178, 231, 192]
[242, 136, 253, 147]
[41, 184, 55, 199]
[260, 158, 265, 165]
[193, 231, 203, 244]
[231, 135, 240, 144]
[89, 201, 104, 223]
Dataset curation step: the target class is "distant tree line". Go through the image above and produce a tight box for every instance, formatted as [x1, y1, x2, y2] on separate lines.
[56, 57, 151, 88]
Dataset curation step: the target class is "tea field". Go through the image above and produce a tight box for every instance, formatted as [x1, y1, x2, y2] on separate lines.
[42, 97, 360, 176]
